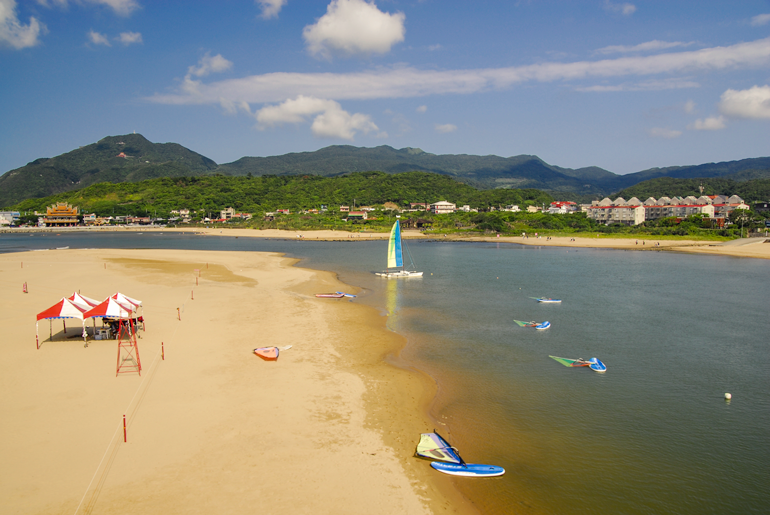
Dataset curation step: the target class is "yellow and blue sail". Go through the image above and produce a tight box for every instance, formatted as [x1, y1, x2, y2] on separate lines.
[386, 221, 403, 269]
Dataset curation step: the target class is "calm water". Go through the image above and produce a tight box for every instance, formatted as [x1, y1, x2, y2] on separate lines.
[3, 232, 768, 514]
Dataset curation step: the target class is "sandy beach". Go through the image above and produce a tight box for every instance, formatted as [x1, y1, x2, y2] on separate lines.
[0, 248, 472, 515]
[147, 226, 770, 260]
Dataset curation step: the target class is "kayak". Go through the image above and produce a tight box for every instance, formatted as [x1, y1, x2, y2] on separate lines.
[254, 347, 279, 360]
[430, 461, 505, 477]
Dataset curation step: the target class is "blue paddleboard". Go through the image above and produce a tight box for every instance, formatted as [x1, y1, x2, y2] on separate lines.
[430, 462, 505, 477]
[589, 357, 607, 373]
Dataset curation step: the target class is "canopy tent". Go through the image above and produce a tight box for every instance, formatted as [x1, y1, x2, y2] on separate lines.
[111, 292, 141, 313]
[35, 298, 87, 349]
[67, 292, 100, 310]
[83, 297, 134, 320]
[85, 297, 143, 376]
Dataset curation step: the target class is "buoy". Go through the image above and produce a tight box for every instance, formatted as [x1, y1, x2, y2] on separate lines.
[724, 393, 732, 400]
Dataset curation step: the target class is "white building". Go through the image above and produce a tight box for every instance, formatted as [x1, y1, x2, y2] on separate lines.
[430, 201, 456, 214]
[586, 195, 745, 226]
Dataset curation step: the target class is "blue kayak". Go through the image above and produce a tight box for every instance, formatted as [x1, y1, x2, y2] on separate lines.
[589, 357, 607, 373]
[430, 461, 505, 477]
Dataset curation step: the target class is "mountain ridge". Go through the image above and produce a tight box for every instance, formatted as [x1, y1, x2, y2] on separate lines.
[1, 133, 768, 208]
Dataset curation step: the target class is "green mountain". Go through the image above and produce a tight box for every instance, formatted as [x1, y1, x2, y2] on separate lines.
[2, 133, 769, 208]
[0, 134, 217, 207]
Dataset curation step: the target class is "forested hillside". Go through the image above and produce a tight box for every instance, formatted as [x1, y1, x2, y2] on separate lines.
[11, 171, 553, 217]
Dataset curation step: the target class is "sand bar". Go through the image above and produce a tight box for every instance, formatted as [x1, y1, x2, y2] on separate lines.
[0, 248, 471, 514]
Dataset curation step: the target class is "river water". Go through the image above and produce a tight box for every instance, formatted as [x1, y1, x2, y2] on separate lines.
[2, 231, 768, 514]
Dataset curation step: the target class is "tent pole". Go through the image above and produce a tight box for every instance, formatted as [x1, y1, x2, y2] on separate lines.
[36, 322, 39, 350]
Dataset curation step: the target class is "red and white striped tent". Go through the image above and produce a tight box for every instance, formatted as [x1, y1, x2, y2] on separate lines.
[83, 297, 135, 320]
[35, 298, 87, 349]
[67, 292, 100, 311]
[110, 292, 142, 314]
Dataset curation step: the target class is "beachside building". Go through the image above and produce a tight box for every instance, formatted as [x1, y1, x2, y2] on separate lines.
[43, 203, 79, 227]
[347, 211, 367, 220]
[430, 201, 456, 214]
[0, 211, 20, 226]
[527, 206, 540, 213]
[586, 195, 745, 226]
[547, 201, 578, 214]
[220, 207, 236, 220]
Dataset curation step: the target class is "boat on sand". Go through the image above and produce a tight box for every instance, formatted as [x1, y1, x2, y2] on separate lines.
[254, 347, 279, 360]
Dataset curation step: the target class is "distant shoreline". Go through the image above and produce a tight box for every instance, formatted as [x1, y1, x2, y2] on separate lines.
[2, 225, 769, 259]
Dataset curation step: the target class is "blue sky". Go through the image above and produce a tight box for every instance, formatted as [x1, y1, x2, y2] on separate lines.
[1, 0, 769, 177]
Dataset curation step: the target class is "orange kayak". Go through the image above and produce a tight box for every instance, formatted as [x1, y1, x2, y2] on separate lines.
[254, 347, 279, 360]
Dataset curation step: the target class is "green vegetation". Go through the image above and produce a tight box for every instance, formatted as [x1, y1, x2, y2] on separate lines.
[11, 171, 766, 239]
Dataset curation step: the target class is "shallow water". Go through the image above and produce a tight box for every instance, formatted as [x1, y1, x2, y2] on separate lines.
[3, 232, 768, 514]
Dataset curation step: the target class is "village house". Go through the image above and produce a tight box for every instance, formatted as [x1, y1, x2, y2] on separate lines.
[347, 211, 367, 220]
[547, 201, 578, 214]
[0, 211, 20, 226]
[409, 203, 429, 211]
[503, 205, 520, 212]
[339, 205, 350, 212]
[430, 201, 456, 214]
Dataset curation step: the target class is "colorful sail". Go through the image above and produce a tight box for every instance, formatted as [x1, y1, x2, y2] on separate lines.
[549, 355, 590, 367]
[514, 320, 536, 327]
[415, 432, 464, 464]
[386, 221, 403, 269]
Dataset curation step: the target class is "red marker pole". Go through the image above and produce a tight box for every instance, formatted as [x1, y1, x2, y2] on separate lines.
[191, 290, 194, 300]
[123, 415, 127, 443]
[162, 342, 165, 360]
[177, 308, 181, 321]
[196, 277, 198, 286]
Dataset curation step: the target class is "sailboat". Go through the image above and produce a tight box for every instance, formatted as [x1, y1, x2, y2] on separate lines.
[375, 220, 423, 278]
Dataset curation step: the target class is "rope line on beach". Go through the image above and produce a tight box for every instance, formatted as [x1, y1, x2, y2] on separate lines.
[72, 276, 196, 515]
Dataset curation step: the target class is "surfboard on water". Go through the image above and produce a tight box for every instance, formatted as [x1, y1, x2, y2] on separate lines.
[430, 461, 505, 477]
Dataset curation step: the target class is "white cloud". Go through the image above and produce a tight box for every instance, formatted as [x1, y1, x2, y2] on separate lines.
[649, 127, 682, 139]
[435, 123, 457, 133]
[595, 40, 693, 55]
[1, 0, 46, 49]
[117, 31, 141, 45]
[39, 0, 140, 16]
[149, 37, 770, 107]
[604, 1, 636, 16]
[416, 105, 427, 113]
[688, 115, 726, 130]
[303, 0, 405, 59]
[255, 95, 380, 140]
[576, 78, 699, 92]
[683, 99, 696, 114]
[187, 53, 233, 78]
[718, 85, 770, 119]
[88, 29, 110, 46]
[257, 0, 286, 19]
[750, 13, 770, 26]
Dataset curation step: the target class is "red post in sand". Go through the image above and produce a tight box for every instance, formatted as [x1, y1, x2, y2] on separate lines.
[123, 415, 127, 442]
[191, 290, 194, 300]
[161, 342, 165, 360]
[177, 308, 180, 321]
[196, 276, 198, 286]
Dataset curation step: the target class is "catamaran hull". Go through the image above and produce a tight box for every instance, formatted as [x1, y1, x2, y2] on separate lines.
[430, 462, 505, 477]
[375, 271, 424, 278]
